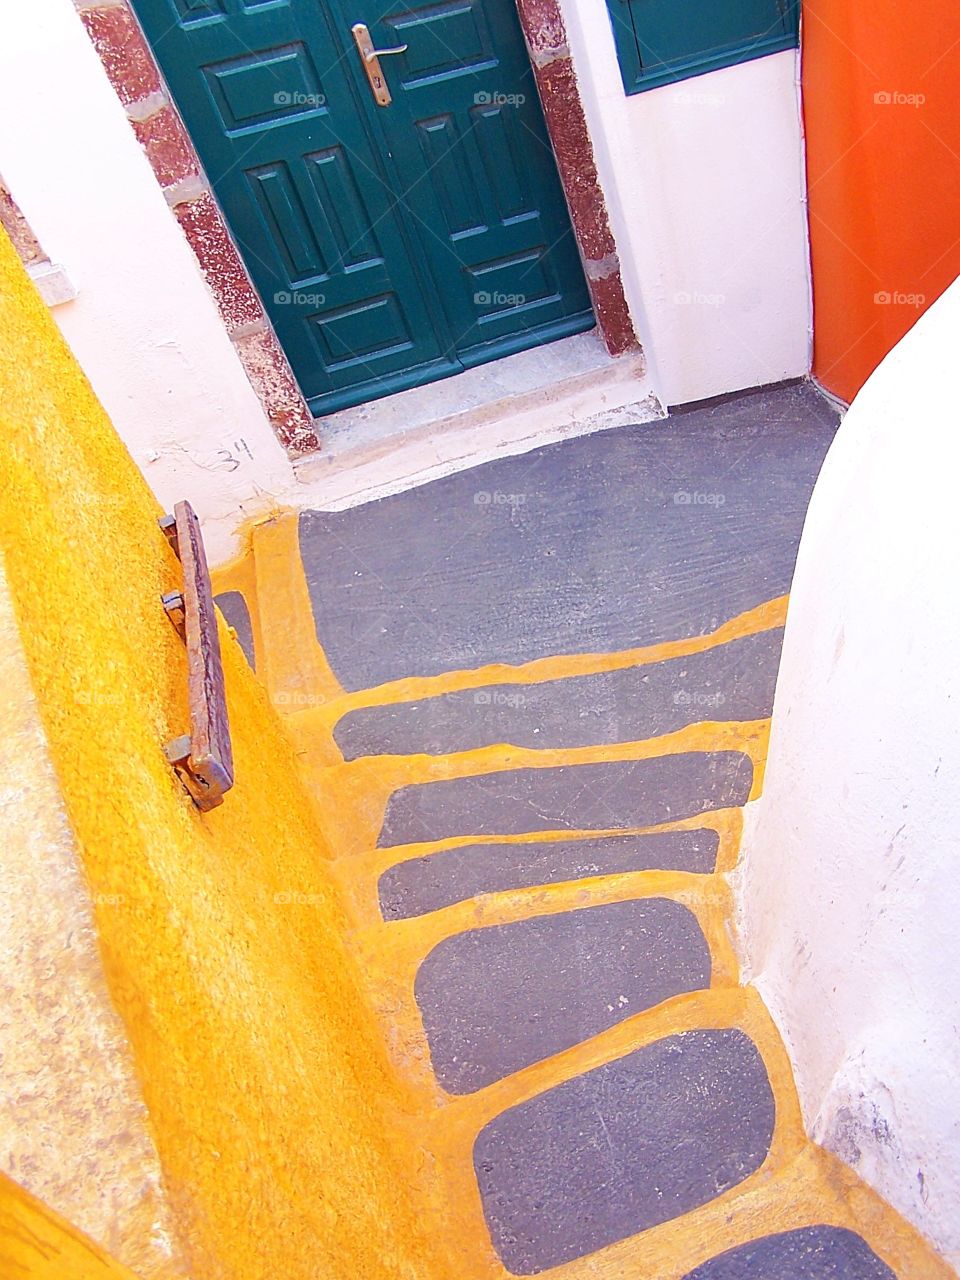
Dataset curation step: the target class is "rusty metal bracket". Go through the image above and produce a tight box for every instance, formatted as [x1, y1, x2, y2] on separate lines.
[159, 501, 234, 811]
[161, 590, 186, 637]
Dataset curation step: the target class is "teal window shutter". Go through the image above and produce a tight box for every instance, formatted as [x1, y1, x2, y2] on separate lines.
[607, 0, 800, 95]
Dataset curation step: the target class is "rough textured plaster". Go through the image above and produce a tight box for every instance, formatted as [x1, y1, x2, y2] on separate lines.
[0, 224, 454, 1280]
[0, 558, 185, 1280]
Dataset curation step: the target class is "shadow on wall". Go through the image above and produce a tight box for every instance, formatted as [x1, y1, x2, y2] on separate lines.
[0, 226, 453, 1280]
[738, 276, 960, 1269]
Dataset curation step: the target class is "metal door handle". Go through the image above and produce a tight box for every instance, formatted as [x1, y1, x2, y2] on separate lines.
[351, 22, 407, 107]
[362, 41, 408, 62]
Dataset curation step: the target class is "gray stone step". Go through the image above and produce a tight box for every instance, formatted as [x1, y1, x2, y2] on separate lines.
[215, 590, 255, 669]
[377, 751, 753, 847]
[683, 1225, 897, 1279]
[415, 899, 711, 1093]
[379, 829, 719, 920]
[334, 628, 784, 759]
[473, 1028, 776, 1273]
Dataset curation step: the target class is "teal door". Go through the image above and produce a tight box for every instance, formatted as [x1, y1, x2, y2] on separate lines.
[130, 0, 594, 415]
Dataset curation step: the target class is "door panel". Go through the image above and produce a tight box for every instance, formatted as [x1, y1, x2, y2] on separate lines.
[345, 0, 593, 357]
[130, 0, 593, 416]
[133, 0, 457, 411]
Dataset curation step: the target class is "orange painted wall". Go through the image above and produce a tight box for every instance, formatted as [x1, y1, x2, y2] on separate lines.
[803, 0, 960, 402]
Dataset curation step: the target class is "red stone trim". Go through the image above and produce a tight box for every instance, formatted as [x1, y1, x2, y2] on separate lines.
[514, 0, 638, 356]
[0, 174, 47, 267]
[75, 0, 320, 455]
[172, 192, 267, 334]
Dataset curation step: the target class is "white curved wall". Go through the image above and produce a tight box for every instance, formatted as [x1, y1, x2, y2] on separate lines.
[738, 278, 960, 1267]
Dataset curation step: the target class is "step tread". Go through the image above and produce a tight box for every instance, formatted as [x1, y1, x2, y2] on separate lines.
[683, 1225, 898, 1279]
[415, 898, 712, 1093]
[474, 1027, 776, 1273]
[335, 628, 783, 759]
[379, 829, 719, 919]
[377, 751, 753, 847]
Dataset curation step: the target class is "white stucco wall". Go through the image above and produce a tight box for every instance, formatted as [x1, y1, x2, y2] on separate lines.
[0, 0, 296, 551]
[559, 0, 812, 405]
[737, 278, 960, 1268]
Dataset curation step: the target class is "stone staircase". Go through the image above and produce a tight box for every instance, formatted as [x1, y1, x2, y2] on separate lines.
[214, 383, 951, 1279]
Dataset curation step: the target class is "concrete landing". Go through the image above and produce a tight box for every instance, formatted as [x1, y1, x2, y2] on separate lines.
[299, 382, 838, 689]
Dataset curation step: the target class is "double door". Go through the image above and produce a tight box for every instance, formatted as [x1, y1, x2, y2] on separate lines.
[132, 0, 595, 414]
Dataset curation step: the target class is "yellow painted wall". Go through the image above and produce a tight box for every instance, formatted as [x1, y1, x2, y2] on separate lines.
[0, 228, 449, 1280]
[0, 1172, 143, 1280]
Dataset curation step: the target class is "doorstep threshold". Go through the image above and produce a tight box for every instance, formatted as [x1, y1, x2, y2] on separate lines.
[293, 330, 662, 513]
